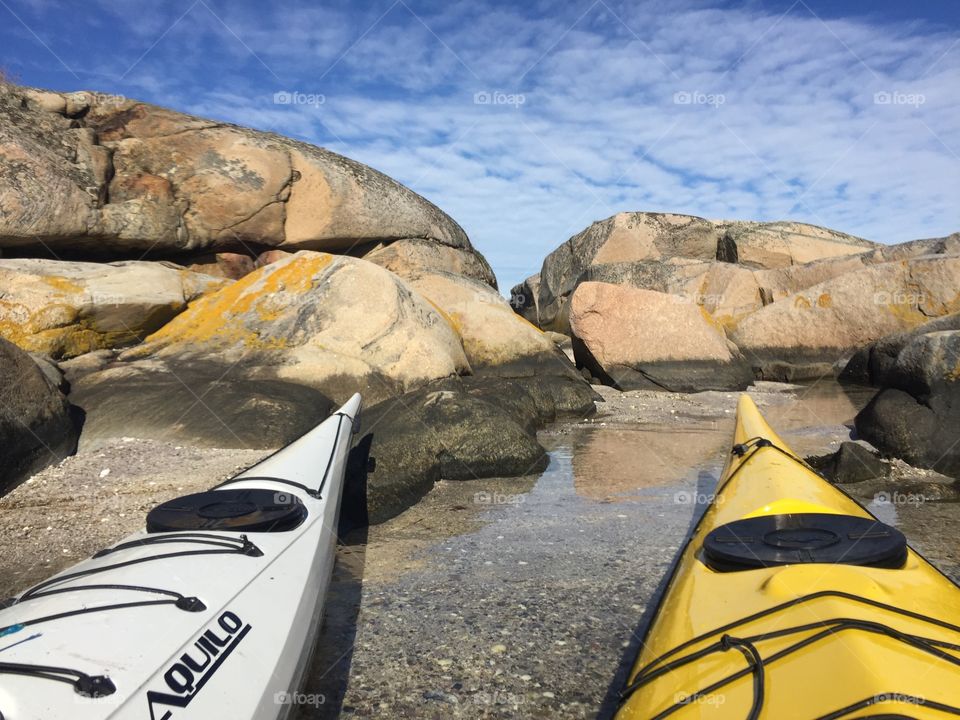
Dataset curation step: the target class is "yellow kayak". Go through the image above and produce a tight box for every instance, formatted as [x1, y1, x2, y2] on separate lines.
[616, 395, 960, 719]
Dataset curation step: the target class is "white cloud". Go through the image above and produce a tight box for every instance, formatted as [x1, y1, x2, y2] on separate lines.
[10, 0, 956, 291]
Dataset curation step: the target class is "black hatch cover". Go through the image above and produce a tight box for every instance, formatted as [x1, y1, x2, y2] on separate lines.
[703, 513, 907, 571]
[147, 488, 307, 533]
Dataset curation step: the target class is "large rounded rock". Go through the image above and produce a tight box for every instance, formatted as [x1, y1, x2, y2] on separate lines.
[851, 327, 960, 477]
[122, 251, 470, 404]
[396, 269, 575, 378]
[362, 237, 496, 288]
[569, 282, 753, 392]
[731, 256, 960, 380]
[0, 258, 225, 359]
[533, 212, 875, 332]
[840, 313, 960, 386]
[0, 84, 487, 277]
[0, 337, 78, 494]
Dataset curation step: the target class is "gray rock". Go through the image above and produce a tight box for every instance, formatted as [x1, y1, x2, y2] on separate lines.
[0, 338, 79, 494]
[510, 273, 540, 326]
[807, 442, 887, 483]
[29, 352, 67, 393]
[854, 330, 960, 477]
[840, 313, 960, 387]
[357, 384, 551, 524]
[69, 360, 333, 450]
[59, 349, 117, 385]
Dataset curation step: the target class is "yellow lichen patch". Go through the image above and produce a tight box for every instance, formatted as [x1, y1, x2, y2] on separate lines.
[948, 358, 960, 382]
[0, 315, 119, 359]
[698, 305, 727, 334]
[255, 252, 334, 297]
[142, 252, 335, 351]
[0, 301, 92, 358]
[61, 328, 109, 358]
[0, 318, 42, 353]
[424, 298, 462, 338]
[817, 293, 832, 308]
[794, 296, 812, 309]
[39, 275, 84, 294]
[514, 311, 546, 334]
[713, 314, 739, 332]
[884, 299, 925, 326]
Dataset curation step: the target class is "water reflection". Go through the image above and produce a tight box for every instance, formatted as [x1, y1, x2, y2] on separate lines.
[759, 383, 875, 436]
[572, 426, 727, 501]
[310, 381, 956, 719]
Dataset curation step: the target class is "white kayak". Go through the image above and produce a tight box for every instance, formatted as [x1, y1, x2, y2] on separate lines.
[0, 393, 362, 720]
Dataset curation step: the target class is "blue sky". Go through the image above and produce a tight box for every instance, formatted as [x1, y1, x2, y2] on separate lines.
[1, 0, 958, 291]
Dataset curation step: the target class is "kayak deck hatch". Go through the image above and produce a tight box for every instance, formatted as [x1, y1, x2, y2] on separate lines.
[616, 394, 960, 719]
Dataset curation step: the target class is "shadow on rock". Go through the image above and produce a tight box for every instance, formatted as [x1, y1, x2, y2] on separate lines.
[70, 360, 334, 449]
[0, 338, 80, 496]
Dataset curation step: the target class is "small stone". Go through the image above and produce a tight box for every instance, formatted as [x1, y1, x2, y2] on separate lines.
[491, 644, 507, 654]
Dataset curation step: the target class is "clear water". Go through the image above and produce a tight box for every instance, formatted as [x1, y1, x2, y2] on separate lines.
[301, 383, 959, 719]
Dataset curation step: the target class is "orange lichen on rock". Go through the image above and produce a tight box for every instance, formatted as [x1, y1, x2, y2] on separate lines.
[39, 275, 84, 294]
[139, 252, 335, 352]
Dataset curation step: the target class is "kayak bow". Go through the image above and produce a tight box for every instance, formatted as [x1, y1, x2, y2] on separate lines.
[616, 394, 960, 719]
[0, 393, 361, 720]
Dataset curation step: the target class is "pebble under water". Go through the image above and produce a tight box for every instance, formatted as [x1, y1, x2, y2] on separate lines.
[298, 383, 960, 719]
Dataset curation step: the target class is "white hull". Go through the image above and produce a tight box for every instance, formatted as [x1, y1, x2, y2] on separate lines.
[0, 394, 362, 720]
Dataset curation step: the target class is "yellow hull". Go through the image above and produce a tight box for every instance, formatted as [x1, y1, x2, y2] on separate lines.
[616, 395, 960, 719]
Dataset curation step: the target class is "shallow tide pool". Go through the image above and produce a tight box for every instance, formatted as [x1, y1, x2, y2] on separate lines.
[301, 384, 960, 719]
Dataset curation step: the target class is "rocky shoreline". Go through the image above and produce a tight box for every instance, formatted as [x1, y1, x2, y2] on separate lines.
[3, 381, 956, 604]
[2, 80, 958, 526]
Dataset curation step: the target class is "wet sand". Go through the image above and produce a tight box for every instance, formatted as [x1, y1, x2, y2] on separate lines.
[300, 381, 959, 719]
